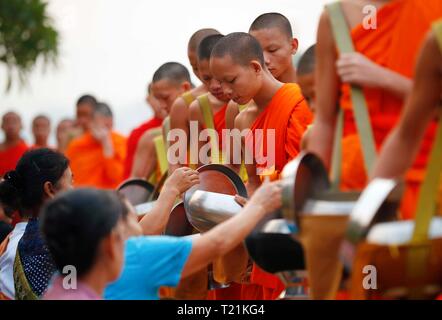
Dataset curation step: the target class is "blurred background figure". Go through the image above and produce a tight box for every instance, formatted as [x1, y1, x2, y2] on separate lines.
[75, 94, 97, 134]
[30, 115, 51, 149]
[66, 102, 126, 189]
[0, 112, 28, 178]
[55, 118, 76, 153]
[297, 44, 316, 111]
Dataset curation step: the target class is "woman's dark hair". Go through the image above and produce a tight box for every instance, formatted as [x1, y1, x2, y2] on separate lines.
[0, 148, 69, 216]
[40, 188, 129, 277]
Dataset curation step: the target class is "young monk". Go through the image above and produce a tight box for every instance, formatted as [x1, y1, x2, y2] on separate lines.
[211, 32, 313, 300]
[66, 103, 126, 189]
[372, 22, 442, 190]
[167, 29, 220, 174]
[0, 112, 28, 178]
[188, 34, 229, 165]
[297, 44, 317, 150]
[30, 115, 51, 149]
[225, 13, 298, 133]
[307, 0, 442, 220]
[187, 34, 249, 300]
[297, 44, 316, 110]
[130, 62, 192, 179]
[124, 83, 165, 179]
[75, 94, 97, 133]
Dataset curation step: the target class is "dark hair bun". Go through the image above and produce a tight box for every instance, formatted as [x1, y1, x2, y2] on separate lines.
[4, 170, 24, 191]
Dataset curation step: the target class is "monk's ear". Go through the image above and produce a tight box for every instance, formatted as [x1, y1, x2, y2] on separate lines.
[291, 38, 299, 55]
[43, 181, 57, 199]
[181, 81, 192, 92]
[250, 60, 263, 75]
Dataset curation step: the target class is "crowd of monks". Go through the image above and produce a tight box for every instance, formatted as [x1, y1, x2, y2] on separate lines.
[1, 0, 442, 300]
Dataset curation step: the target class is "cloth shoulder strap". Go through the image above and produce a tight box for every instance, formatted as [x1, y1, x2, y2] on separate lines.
[411, 109, 442, 243]
[197, 94, 220, 164]
[182, 92, 195, 106]
[326, 1, 377, 182]
[238, 104, 248, 112]
[153, 135, 168, 176]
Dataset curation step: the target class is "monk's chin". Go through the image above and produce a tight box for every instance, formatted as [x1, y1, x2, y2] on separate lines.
[233, 97, 250, 105]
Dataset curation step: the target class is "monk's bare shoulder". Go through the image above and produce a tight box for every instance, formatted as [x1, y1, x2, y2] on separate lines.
[207, 93, 225, 112]
[192, 85, 207, 98]
[188, 99, 203, 123]
[138, 129, 156, 147]
[226, 101, 240, 130]
[234, 104, 259, 131]
[170, 96, 189, 128]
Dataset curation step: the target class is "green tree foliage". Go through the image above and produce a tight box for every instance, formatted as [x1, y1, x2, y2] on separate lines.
[0, 0, 58, 91]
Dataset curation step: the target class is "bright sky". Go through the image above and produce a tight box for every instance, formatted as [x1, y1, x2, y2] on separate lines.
[0, 0, 331, 144]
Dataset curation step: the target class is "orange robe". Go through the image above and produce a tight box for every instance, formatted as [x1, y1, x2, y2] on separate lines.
[339, 0, 442, 219]
[214, 104, 227, 151]
[246, 83, 313, 299]
[66, 132, 126, 189]
[0, 141, 28, 177]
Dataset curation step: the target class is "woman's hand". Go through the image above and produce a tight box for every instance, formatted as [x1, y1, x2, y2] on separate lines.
[246, 180, 282, 214]
[163, 167, 199, 197]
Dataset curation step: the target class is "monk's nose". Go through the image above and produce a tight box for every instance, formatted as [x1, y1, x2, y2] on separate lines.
[264, 53, 271, 66]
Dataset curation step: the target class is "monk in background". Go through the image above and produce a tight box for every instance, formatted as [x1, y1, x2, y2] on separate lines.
[188, 34, 230, 166]
[211, 32, 313, 300]
[55, 118, 76, 153]
[58, 94, 97, 153]
[297, 44, 317, 150]
[168, 28, 220, 174]
[131, 62, 192, 179]
[75, 94, 98, 134]
[66, 103, 126, 189]
[0, 112, 28, 178]
[307, 0, 442, 220]
[30, 115, 51, 149]
[297, 44, 316, 111]
[124, 83, 166, 179]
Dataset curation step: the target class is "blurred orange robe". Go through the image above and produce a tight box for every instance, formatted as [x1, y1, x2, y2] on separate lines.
[0, 141, 28, 177]
[66, 132, 126, 189]
[246, 83, 313, 299]
[339, 0, 442, 219]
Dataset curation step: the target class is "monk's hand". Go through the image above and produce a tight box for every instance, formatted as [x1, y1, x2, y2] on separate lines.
[336, 52, 384, 88]
[90, 123, 114, 157]
[246, 180, 282, 214]
[90, 123, 111, 143]
[163, 167, 199, 197]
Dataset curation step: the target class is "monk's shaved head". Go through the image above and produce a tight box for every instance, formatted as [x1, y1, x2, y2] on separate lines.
[152, 62, 191, 86]
[2, 111, 21, 123]
[32, 114, 50, 125]
[297, 45, 316, 75]
[197, 34, 224, 62]
[211, 32, 264, 66]
[94, 102, 113, 118]
[1, 111, 22, 140]
[249, 13, 293, 40]
[188, 28, 220, 52]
